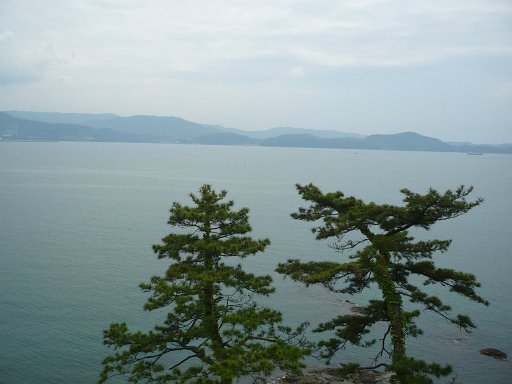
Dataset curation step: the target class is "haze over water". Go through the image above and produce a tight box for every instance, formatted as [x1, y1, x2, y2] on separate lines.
[0, 142, 511, 383]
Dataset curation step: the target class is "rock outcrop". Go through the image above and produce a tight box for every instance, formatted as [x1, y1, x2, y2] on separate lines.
[480, 348, 507, 360]
[272, 367, 392, 384]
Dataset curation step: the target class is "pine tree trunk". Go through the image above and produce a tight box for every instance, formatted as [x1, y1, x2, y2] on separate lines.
[202, 251, 224, 350]
[391, 303, 404, 356]
[374, 254, 405, 360]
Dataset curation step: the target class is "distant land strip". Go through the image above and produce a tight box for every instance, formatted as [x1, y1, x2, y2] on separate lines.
[1, 111, 510, 154]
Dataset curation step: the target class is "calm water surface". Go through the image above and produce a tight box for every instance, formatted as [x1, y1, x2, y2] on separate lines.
[0, 142, 511, 383]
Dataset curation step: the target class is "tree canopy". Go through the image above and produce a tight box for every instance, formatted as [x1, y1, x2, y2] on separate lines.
[277, 183, 487, 384]
[100, 185, 306, 384]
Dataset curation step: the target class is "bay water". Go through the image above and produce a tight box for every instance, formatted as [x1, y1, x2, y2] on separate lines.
[0, 142, 510, 383]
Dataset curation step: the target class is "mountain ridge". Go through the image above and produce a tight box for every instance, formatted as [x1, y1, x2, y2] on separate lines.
[1, 111, 510, 154]
[5, 111, 361, 140]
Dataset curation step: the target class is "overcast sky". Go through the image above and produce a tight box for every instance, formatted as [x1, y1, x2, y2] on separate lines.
[1, 0, 511, 143]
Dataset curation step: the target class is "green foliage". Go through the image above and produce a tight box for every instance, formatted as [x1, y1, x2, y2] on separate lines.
[100, 185, 307, 384]
[390, 355, 452, 384]
[277, 183, 487, 382]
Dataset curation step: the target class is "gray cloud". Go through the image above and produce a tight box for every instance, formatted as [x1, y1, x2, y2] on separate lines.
[3, 0, 510, 76]
[0, 29, 14, 41]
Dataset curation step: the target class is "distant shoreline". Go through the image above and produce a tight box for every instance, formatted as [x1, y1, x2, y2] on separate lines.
[2, 139, 511, 156]
[2, 111, 511, 154]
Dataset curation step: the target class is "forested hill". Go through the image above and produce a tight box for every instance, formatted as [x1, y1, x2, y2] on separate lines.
[1, 111, 511, 154]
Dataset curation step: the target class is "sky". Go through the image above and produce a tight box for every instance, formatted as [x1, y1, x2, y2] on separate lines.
[1, 0, 511, 143]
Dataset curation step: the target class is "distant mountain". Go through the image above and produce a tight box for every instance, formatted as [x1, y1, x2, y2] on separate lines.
[194, 132, 258, 145]
[231, 126, 364, 139]
[0, 112, 130, 142]
[6, 111, 119, 125]
[3, 111, 361, 142]
[7, 111, 363, 140]
[85, 115, 219, 141]
[365, 132, 512, 153]
[259, 132, 439, 150]
[362, 132, 452, 151]
[3, 112, 226, 142]
[258, 131, 512, 153]
[260, 134, 333, 148]
[1, 111, 511, 154]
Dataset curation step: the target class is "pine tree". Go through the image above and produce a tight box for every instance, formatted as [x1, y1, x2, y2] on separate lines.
[100, 185, 306, 384]
[277, 183, 488, 383]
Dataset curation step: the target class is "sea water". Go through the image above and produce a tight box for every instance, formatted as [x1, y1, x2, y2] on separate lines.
[0, 142, 510, 383]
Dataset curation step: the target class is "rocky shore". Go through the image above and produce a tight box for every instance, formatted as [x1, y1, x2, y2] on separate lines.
[479, 348, 507, 360]
[271, 367, 392, 384]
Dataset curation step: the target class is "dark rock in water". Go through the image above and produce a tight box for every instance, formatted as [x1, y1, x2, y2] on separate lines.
[350, 305, 368, 315]
[480, 348, 507, 360]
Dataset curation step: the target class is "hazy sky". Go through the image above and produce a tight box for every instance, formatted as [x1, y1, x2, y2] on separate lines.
[1, 0, 511, 143]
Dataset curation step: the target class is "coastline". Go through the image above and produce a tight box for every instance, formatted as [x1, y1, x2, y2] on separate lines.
[271, 367, 392, 384]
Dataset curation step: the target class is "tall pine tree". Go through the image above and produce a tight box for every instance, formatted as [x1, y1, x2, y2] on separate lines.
[277, 183, 488, 384]
[100, 185, 306, 384]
